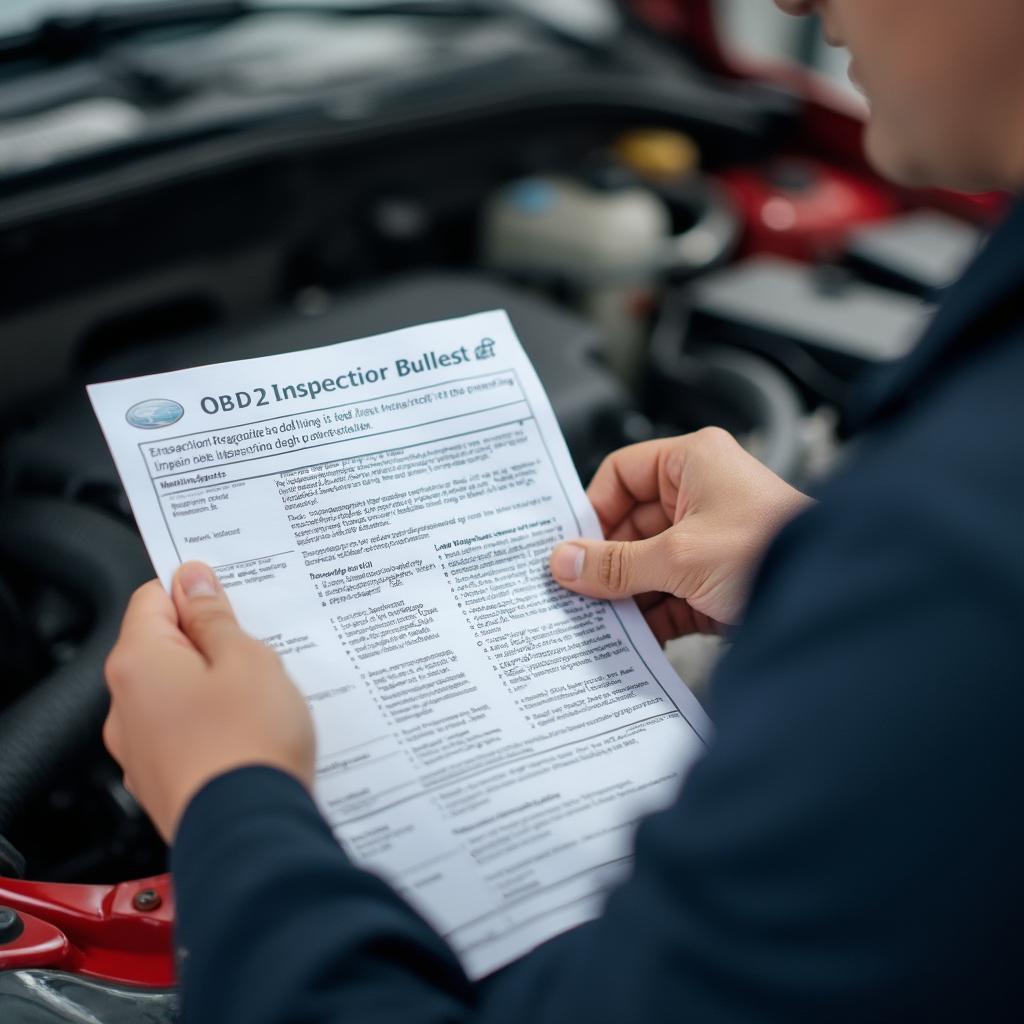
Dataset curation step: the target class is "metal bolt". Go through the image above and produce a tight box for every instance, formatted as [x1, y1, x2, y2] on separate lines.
[132, 889, 162, 912]
[0, 906, 24, 944]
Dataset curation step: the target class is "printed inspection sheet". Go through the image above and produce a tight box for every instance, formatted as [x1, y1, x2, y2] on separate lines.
[88, 310, 712, 978]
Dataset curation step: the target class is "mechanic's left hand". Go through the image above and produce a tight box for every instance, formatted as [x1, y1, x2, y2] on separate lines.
[103, 563, 315, 843]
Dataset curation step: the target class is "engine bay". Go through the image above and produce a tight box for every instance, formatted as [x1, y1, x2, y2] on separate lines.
[0, 1, 988, 899]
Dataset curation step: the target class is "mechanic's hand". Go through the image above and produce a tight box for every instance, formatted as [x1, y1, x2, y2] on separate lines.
[549, 428, 813, 642]
[103, 563, 315, 843]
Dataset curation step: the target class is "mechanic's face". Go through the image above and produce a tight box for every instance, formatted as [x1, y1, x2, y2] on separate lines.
[773, 0, 1024, 192]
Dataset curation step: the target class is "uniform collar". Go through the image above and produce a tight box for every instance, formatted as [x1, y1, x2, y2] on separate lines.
[845, 195, 1024, 433]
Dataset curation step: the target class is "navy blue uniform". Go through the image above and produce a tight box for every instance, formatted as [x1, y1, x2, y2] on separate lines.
[173, 199, 1024, 1023]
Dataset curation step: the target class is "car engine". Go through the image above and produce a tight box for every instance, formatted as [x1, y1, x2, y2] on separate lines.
[0, 1, 988, 1016]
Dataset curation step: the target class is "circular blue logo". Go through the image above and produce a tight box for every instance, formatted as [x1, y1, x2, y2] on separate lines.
[125, 398, 184, 430]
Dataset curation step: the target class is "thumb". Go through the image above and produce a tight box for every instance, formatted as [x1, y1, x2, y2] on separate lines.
[549, 535, 674, 600]
[173, 562, 246, 663]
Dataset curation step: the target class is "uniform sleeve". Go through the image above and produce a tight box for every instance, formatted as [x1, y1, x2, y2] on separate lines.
[172, 428, 1024, 1024]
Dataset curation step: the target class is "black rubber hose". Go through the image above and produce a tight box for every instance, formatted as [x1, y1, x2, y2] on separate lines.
[683, 344, 805, 483]
[0, 500, 152, 841]
[648, 315, 806, 483]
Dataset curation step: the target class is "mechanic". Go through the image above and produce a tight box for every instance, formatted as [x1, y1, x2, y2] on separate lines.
[102, 1, 1024, 1020]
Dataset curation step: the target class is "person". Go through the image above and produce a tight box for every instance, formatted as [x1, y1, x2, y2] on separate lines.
[102, 1, 1024, 1020]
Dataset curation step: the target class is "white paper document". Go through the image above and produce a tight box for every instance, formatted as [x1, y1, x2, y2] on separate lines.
[88, 310, 711, 978]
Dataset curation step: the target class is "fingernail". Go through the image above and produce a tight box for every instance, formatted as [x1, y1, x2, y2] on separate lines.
[179, 563, 218, 600]
[551, 543, 585, 581]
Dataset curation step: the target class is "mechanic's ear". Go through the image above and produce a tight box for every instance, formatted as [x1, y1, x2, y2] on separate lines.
[173, 562, 245, 663]
[102, 711, 122, 763]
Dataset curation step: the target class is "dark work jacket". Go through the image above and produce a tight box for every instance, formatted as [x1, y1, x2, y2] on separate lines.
[172, 198, 1024, 1023]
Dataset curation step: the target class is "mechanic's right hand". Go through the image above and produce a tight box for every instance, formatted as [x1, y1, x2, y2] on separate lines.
[549, 428, 813, 643]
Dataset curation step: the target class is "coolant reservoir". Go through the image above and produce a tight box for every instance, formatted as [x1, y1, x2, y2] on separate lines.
[482, 175, 671, 285]
[482, 175, 671, 381]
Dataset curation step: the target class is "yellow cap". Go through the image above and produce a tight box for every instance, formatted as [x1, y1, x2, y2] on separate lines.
[615, 129, 700, 181]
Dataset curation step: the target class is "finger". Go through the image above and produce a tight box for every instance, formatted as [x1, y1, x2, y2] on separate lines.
[634, 590, 665, 612]
[606, 501, 673, 544]
[173, 562, 247, 664]
[549, 533, 675, 601]
[587, 440, 675, 534]
[118, 580, 190, 650]
[107, 581, 201, 698]
[644, 597, 720, 644]
[644, 599, 678, 646]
